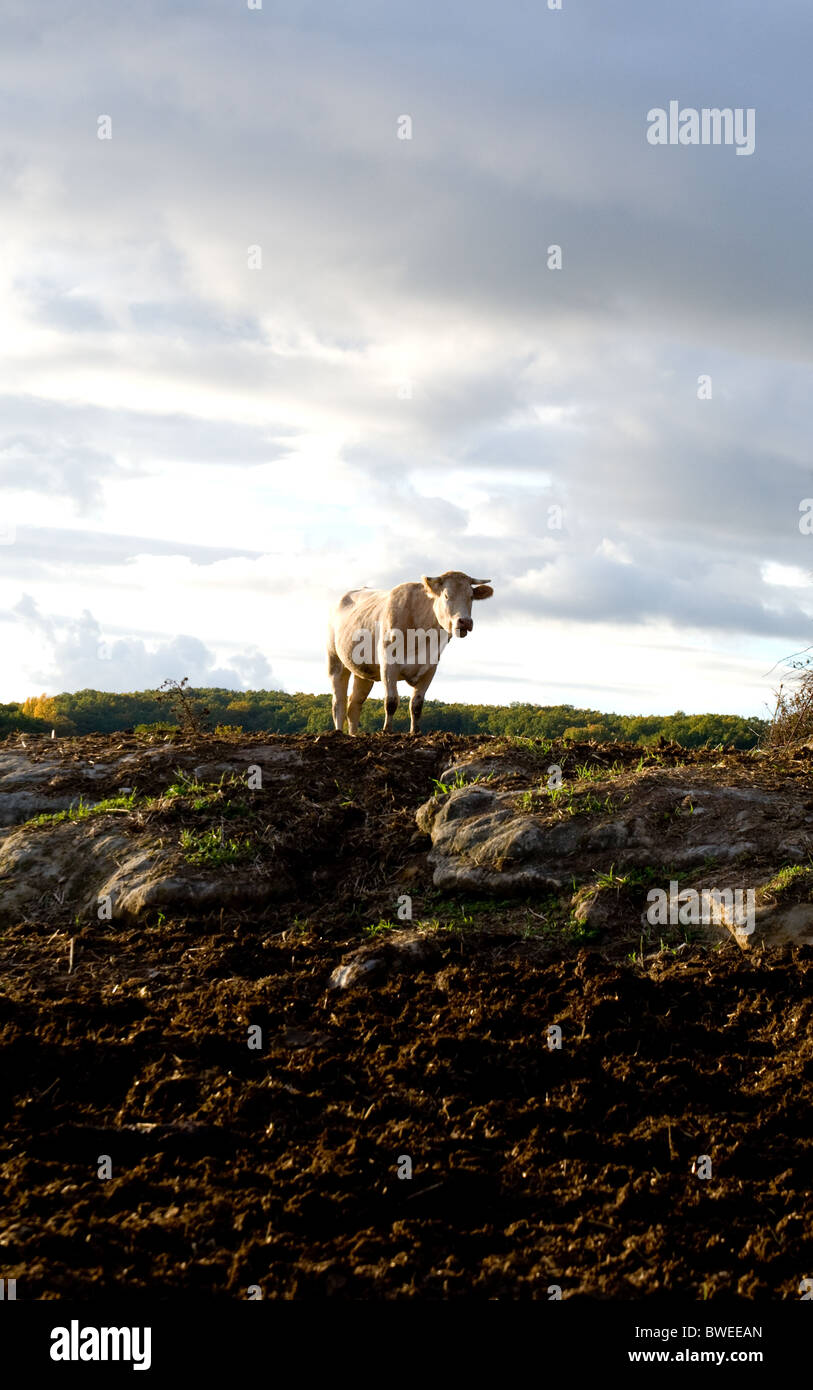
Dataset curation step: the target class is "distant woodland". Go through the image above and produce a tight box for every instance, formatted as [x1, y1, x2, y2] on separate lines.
[0, 688, 765, 748]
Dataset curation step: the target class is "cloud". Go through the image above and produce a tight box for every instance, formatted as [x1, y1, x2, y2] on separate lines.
[503, 551, 813, 640]
[0, 524, 261, 584]
[0, 0, 810, 710]
[6, 595, 283, 695]
[0, 437, 119, 510]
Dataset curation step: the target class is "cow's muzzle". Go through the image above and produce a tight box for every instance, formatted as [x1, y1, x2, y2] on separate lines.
[454, 618, 473, 637]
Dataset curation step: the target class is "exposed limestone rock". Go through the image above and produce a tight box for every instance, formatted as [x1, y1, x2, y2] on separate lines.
[0, 744, 306, 829]
[0, 750, 106, 826]
[191, 746, 303, 783]
[0, 816, 292, 926]
[438, 757, 527, 785]
[328, 929, 441, 991]
[0, 820, 133, 922]
[416, 766, 813, 949]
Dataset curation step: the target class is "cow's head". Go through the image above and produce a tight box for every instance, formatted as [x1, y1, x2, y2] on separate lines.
[421, 571, 494, 638]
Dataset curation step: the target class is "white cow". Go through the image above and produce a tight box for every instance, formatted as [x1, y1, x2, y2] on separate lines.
[327, 571, 494, 734]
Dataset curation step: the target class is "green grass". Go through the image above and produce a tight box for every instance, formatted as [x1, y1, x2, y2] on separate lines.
[419, 916, 477, 933]
[759, 864, 813, 902]
[179, 827, 253, 866]
[365, 914, 484, 937]
[563, 919, 604, 943]
[593, 864, 661, 889]
[497, 735, 555, 758]
[594, 864, 628, 888]
[188, 794, 251, 816]
[363, 918, 398, 938]
[427, 889, 604, 944]
[164, 769, 201, 798]
[545, 786, 630, 818]
[431, 771, 494, 796]
[429, 896, 517, 916]
[27, 790, 141, 827]
[572, 761, 623, 781]
[512, 757, 628, 814]
[766, 864, 809, 891]
[165, 768, 246, 796]
[162, 769, 255, 817]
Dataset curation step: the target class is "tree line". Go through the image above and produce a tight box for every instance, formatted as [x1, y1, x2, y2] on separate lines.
[0, 688, 765, 748]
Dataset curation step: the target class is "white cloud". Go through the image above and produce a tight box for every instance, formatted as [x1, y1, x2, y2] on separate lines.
[3, 595, 282, 699]
[596, 538, 634, 566]
[761, 561, 811, 589]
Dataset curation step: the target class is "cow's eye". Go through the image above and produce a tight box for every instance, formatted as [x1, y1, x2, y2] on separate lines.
[443, 589, 450, 599]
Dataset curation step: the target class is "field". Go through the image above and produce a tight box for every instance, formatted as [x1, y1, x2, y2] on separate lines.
[0, 730, 812, 1298]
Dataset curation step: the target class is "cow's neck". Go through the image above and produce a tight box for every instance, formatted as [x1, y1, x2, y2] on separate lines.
[419, 591, 445, 635]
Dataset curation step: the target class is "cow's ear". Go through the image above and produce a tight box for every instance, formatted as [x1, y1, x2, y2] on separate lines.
[472, 584, 494, 600]
[422, 575, 442, 596]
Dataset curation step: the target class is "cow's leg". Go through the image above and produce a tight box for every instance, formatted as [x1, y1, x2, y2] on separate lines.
[409, 669, 436, 735]
[329, 654, 351, 732]
[347, 674, 374, 735]
[381, 661, 399, 732]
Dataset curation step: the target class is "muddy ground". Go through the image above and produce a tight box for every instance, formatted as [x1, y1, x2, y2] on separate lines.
[0, 730, 812, 1299]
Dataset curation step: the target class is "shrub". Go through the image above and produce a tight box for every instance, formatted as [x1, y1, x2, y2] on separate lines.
[765, 658, 813, 749]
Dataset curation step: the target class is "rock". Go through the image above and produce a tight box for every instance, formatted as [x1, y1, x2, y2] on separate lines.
[192, 747, 302, 783]
[572, 884, 628, 931]
[753, 903, 813, 947]
[415, 765, 813, 945]
[328, 929, 441, 991]
[670, 841, 759, 867]
[95, 856, 291, 920]
[415, 784, 499, 835]
[438, 757, 525, 786]
[0, 741, 308, 922]
[0, 753, 61, 790]
[777, 841, 806, 861]
[0, 791, 82, 826]
[0, 820, 133, 922]
[0, 749, 128, 825]
[0, 751, 86, 826]
[0, 816, 292, 926]
[585, 821, 630, 850]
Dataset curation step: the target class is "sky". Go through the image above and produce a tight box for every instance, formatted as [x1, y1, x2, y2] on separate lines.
[2, 0, 813, 718]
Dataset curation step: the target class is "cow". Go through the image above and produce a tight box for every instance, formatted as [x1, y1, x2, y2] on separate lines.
[327, 571, 494, 734]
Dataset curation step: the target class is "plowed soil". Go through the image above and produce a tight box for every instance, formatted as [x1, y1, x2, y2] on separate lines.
[1, 731, 812, 1298]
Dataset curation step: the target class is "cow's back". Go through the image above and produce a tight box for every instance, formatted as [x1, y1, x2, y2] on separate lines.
[329, 588, 385, 676]
[329, 582, 432, 678]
